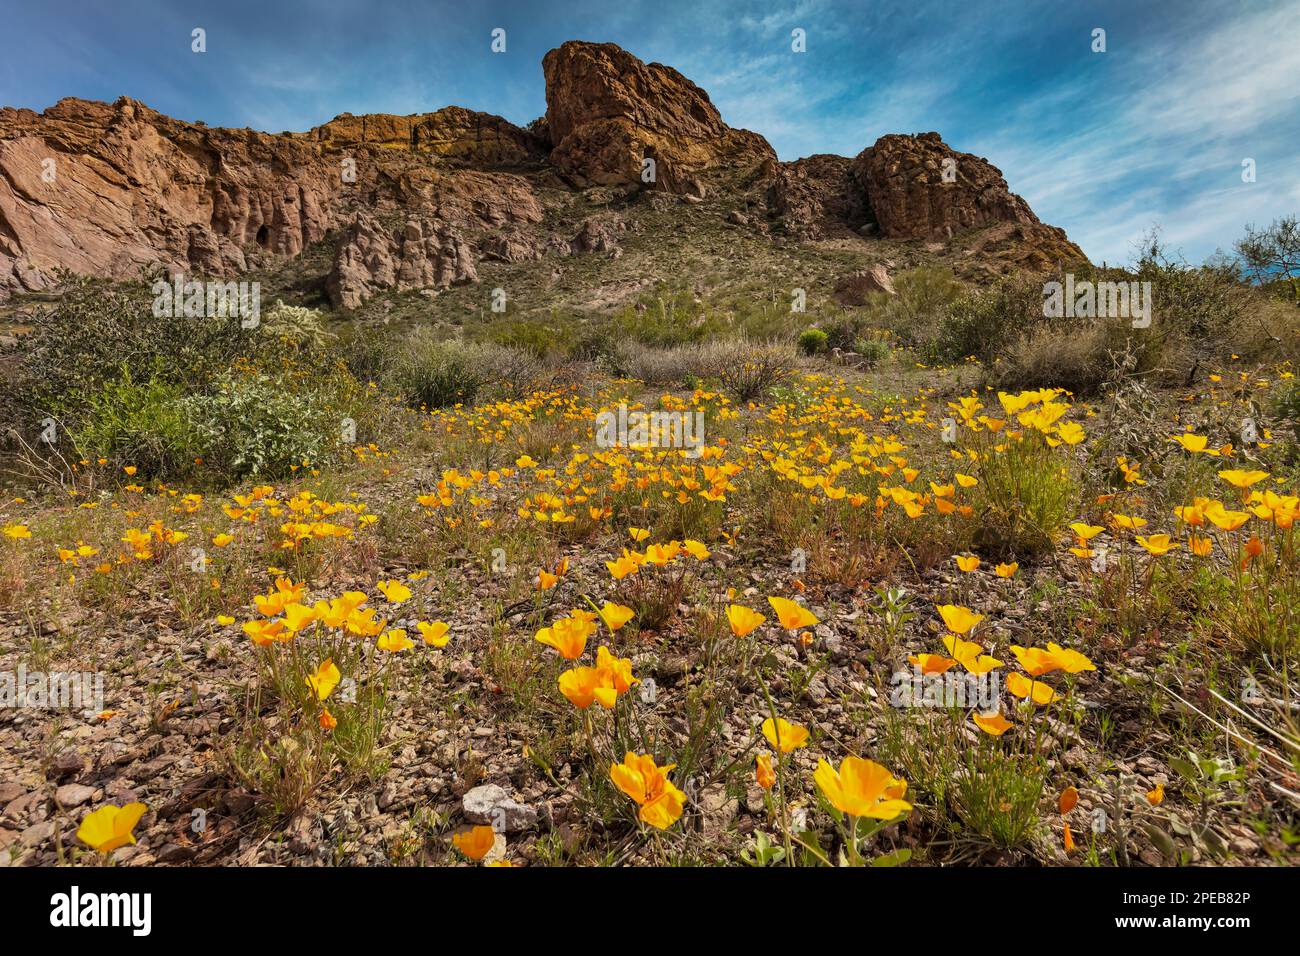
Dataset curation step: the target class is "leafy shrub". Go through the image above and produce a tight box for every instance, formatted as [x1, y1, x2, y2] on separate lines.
[936, 277, 1041, 364]
[1274, 378, 1300, 425]
[182, 370, 343, 481]
[335, 323, 401, 385]
[798, 328, 828, 355]
[67, 368, 351, 483]
[870, 266, 966, 347]
[821, 313, 866, 352]
[71, 374, 197, 479]
[853, 334, 891, 367]
[12, 272, 276, 419]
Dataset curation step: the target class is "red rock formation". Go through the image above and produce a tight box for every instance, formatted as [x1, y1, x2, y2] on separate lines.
[767, 154, 872, 239]
[855, 132, 1042, 241]
[312, 107, 545, 166]
[542, 41, 774, 192]
[834, 265, 896, 305]
[0, 97, 338, 295]
[327, 212, 477, 309]
[0, 96, 542, 299]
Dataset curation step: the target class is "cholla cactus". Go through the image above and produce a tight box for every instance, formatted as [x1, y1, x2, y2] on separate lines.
[261, 300, 336, 348]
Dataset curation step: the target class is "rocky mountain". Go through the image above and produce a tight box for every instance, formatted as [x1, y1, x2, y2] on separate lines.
[0, 39, 1085, 308]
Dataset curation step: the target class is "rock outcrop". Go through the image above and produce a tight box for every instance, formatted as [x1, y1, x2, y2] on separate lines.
[311, 106, 545, 166]
[0, 97, 338, 295]
[767, 154, 873, 239]
[834, 265, 896, 305]
[542, 40, 774, 192]
[854, 132, 1045, 242]
[327, 212, 477, 309]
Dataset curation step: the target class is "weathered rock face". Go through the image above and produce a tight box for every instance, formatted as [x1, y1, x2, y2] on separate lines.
[327, 212, 477, 309]
[312, 107, 546, 167]
[0, 96, 542, 299]
[0, 97, 339, 295]
[854, 132, 1040, 241]
[767, 154, 873, 239]
[542, 40, 774, 191]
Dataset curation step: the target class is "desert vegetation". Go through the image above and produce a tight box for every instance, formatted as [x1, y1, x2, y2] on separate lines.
[1, 215, 1298, 868]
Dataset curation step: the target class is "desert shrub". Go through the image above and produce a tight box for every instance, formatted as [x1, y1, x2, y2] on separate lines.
[798, 328, 828, 355]
[974, 433, 1078, 556]
[936, 276, 1041, 364]
[853, 333, 891, 367]
[612, 289, 718, 347]
[1235, 215, 1300, 306]
[991, 319, 1168, 395]
[1133, 240, 1250, 382]
[871, 266, 966, 346]
[481, 314, 581, 359]
[394, 331, 541, 408]
[335, 323, 401, 385]
[5, 274, 382, 485]
[12, 272, 277, 419]
[701, 340, 796, 403]
[260, 300, 336, 349]
[182, 370, 344, 481]
[568, 321, 624, 366]
[70, 374, 198, 479]
[1274, 378, 1300, 427]
[820, 313, 866, 351]
[617, 342, 707, 386]
[67, 366, 353, 484]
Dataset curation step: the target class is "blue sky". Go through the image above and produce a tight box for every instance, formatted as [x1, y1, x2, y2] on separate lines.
[3, 0, 1298, 265]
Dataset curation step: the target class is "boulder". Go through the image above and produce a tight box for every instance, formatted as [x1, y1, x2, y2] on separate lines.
[834, 264, 896, 305]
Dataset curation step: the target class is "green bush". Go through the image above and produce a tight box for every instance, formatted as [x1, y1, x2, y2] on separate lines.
[936, 277, 1041, 364]
[71, 374, 197, 479]
[182, 371, 343, 481]
[798, 328, 828, 355]
[872, 266, 965, 347]
[67, 368, 350, 484]
[13, 272, 276, 419]
[854, 335, 891, 367]
[394, 332, 541, 408]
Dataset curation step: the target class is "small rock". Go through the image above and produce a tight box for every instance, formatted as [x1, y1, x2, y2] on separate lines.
[0, 783, 25, 804]
[54, 784, 97, 808]
[20, 820, 55, 847]
[462, 784, 537, 833]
